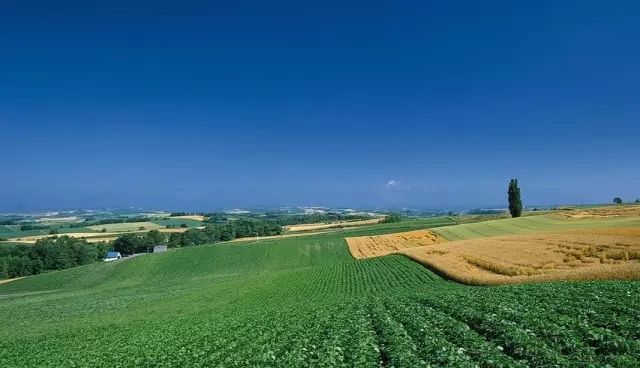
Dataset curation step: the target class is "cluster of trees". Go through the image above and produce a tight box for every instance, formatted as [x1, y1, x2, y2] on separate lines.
[170, 212, 205, 217]
[112, 230, 167, 255]
[168, 219, 283, 248]
[69, 216, 152, 228]
[110, 218, 284, 253]
[264, 213, 374, 226]
[18, 224, 51, 231]
[613, 197, 640, 204]
[380, 214, 403, 223]
[0, 237, 110, 279]
[203, 212, 375, 227]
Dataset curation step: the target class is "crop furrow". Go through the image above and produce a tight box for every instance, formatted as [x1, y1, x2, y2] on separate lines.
[385, 296, 526, 368]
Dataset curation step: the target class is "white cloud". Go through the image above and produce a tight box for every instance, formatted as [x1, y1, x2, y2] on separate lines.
[422, 185, 437, 192]
[386, 179, 399, 188]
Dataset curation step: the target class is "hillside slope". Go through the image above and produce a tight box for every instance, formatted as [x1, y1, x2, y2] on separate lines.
[1, 221, 639, 367]
[433, 213, 640, 241]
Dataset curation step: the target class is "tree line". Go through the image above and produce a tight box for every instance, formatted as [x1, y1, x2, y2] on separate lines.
[111, 230, 167, 255]
[69, 216, 154, 228]
[167, 219, 283, 249]
[170, 212, 206, 217]
[0, 237, 110, 279]
[262, 213, 374, 226]
[110, 218, 284, 255]
[203, 212, 374, 226]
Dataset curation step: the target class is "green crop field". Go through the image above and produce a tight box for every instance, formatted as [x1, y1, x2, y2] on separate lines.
[0, 225, 49, 238]
[0, 225, 98, 240]
[85, 221, 165, 233]
[433, 214, 640, 241]
[151, 218, 203, 228]
[1, 221, 638, 367]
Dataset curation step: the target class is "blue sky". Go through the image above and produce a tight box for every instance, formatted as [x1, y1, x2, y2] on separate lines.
[1, 1, 639, 211]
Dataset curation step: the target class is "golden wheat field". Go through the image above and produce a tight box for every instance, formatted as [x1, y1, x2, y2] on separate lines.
[553, 204, 640, 219]
[8, 227, 191, 244]
[170, 215, 206, 221]
[399, 227, 640, 285]
[346, 230, 446, 259]
[8, 232, 120, 243]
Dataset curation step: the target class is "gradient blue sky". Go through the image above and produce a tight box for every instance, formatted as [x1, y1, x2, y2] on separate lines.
[1, 1, 639, 211]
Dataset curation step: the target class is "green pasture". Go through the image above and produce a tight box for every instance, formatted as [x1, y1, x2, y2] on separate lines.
[0, 225, 98, 240]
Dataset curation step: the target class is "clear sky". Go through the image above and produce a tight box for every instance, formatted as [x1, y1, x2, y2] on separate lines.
[1, 1, 639, 211]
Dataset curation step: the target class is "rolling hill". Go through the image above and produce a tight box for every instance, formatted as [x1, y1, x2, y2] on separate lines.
[1, 219, 638, 367]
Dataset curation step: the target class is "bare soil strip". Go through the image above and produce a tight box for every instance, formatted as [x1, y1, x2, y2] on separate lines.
[284, 218, 384, 232]
[0, 277, 23, 285]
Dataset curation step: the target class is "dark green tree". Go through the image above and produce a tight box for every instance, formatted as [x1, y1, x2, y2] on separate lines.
[381, 214, 403, 223]
[613, 197, 623, 204]
[144, 230, 167, 246]
[508, 178, 523, 218]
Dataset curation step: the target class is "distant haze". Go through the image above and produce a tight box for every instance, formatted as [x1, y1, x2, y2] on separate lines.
[1, 1, 639, 211]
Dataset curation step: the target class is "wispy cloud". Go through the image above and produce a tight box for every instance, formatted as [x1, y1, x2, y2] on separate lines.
[386, 179, 399, 188]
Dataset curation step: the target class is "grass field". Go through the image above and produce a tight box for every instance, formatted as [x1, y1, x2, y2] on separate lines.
[432, 214, 640, 241]
[1, 220, 638, 367]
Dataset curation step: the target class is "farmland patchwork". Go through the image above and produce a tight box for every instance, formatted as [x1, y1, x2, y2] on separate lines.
[1, 224, 639, 367]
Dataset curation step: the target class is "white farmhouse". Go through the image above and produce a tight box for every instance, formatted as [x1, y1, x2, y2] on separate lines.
[104, 251, 122, 261]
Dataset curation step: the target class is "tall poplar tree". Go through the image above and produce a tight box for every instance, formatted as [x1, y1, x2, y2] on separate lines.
[508, 178, 523, 218]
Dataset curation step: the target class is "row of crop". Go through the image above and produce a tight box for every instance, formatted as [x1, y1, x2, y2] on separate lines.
[411, 284, 639, 367]
[384, 297, 525, 367]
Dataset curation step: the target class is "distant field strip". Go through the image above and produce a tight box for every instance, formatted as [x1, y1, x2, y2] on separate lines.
[553, 204, 640, 219]
[432, 214, 640, 241]
[346, 230, 446, 259]
[151, 218, 203, 228]
[1, 227, 98, 241]
[170, 215, 205, 221]
[7, 232, 118, 243]
[284, 218, 383, 232]
[401, 227, 640, 285]
[86, 221, 164, 232]
[7, 227, 191, 244]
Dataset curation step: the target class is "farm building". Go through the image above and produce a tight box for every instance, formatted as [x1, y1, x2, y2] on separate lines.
[153, 245, 167, 253]
[104, 251, 122, 262]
